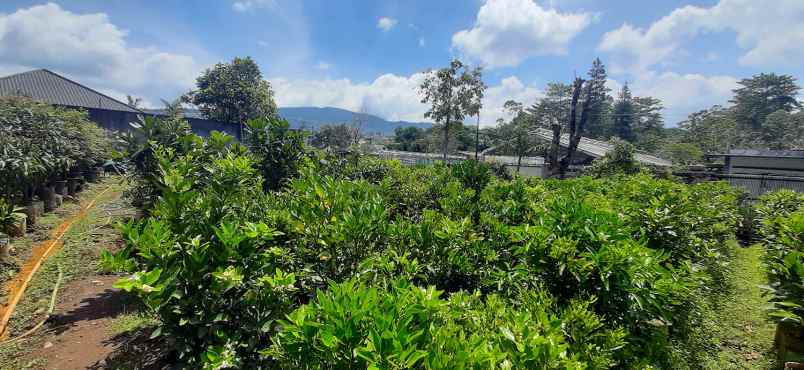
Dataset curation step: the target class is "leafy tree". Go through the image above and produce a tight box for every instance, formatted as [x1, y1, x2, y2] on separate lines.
[184, 57, 278, 136]
[586, 138, 642, 177]
[678, 106, 739, 154]
[390, 126, 427, 152]
[528, 82, 573, 127]
[613, 83, 636, 142]
[309, 123, 359, 151]
[584, 58, 613, 138]
[762, 110, 804, 149]
[418, 59, 486, 160]
[126, 95, 143, 109]
[730, 73, 801, 130]
[632, 96, 664, 151]
[662, 142, 703, 165]
[495, 100, 540, 173]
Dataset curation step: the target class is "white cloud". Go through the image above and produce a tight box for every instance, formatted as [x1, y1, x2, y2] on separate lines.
[232, 0, 275, 12]
[452, 0, 591, 68]
[0, 3, 203, 106]
[605, 71, 738, 125]
[599, 0, 804, 70]
[377, 17, 397, 32]
[271, 74, 542, 126]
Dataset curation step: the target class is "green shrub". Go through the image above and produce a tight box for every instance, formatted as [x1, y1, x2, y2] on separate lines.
[244, 117, 307, 192]
[0, 97, 110, 202]
[267, 279, 626, 369]
[756, 190, 804, 325]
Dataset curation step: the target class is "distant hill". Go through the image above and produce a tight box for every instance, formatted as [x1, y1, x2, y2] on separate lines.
[278, 107, 431, 135]
[144, 106, 431, 135]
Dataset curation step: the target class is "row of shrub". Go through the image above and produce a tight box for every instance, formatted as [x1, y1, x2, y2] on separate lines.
[106, 116, 747, 369]
[0, 97, 111, 203]
[755, 190, 804, 343]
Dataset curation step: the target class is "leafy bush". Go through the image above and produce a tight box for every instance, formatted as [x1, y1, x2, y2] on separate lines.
[116, 114, 193, 208]
[108, 143, 748, 369]
[112, 135, 298, 367]
[585, 138, 642, 177]
[756, 190, 804, 325]
[0, 97, 110, 202]
[267, 279, 625, 369]
[243, 117, 307, 192]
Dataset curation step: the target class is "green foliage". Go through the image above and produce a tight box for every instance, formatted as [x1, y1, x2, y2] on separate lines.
[267, 279, 625, 369]
[0, 97, 110, 202]
[418, 59, 485, 159]
[585, 139, 642, 177]
[0, 198, 23, 232]
[731, 73, 801, 130]
[116, 114, 194, 208]
[662, 142, 703, 165]
[108, 143, 747, 368]
[309, 123, 359, 151]
[183, 56, 278, 125]
[756, 190, 804, 325]
[244, 116, 307, 192]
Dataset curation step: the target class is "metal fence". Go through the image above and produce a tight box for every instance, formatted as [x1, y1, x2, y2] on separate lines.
[716, 174, 804, 198]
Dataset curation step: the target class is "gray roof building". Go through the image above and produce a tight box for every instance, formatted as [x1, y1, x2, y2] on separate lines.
[0, 69, 141, 113]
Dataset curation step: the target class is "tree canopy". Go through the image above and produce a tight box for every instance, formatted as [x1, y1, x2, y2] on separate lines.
[184, 56, 278, 128]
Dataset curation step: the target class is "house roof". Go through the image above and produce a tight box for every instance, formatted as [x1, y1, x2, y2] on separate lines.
[707, 149, 804, 159]
[0, 69, 141, 113]
[531, 128, 673, 167]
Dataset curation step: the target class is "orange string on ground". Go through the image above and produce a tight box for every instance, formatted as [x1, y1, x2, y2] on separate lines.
[0, 185, 114, 339]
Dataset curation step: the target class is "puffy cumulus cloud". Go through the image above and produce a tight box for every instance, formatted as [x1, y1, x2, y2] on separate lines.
[377, 17, 397, 32]
[232, 0, 275, 12]
[271, 74, 542, 125]
[452, 0, 591, 68]
[0, 3, 202, 105]
[599, 0, 804, 70]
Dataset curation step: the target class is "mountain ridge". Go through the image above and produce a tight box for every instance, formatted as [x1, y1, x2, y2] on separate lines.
[278, 106, 431, 135]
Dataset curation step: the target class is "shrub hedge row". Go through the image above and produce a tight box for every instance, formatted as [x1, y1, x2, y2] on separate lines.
[108, 119, 747, 369]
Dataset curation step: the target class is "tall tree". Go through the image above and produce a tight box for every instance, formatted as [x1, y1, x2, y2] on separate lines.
[418, 59, 486, 160]
[730, 73, 801, 130]
[584, 58, 613, 138]
[632, 96, 664, 151]
[612, 83, 636, 142]
[183, 57, 278, 137]
[496, 100, 538, 173]
[762, 110, 804, 150]
[679, 105, 739, 154]
[528, 82, 573, 128]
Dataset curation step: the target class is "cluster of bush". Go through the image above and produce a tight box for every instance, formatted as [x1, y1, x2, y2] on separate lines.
[755, 190, 804, 358]
[102, 114, 757, 369]
[0, 97, 110, 240]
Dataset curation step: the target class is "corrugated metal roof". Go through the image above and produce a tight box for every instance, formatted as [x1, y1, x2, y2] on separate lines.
[0, 69, 141, 113]
[531, 128, 673, 167]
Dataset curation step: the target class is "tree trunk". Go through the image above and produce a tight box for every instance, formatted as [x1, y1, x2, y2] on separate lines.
[517, 155, 522, 174]
[546, 123, 562, 177]
[558, 78, 586, 179]
[442, 117, 451, 162]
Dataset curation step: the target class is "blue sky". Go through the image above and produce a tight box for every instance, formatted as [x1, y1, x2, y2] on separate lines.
[1, 0, 803, 126]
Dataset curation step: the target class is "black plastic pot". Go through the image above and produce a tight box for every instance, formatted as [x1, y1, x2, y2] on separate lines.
[54, 180, 68, 196]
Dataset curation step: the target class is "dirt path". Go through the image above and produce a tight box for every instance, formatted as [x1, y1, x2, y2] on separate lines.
[30, 275, 126, 370]
[0, 179, 164, 370]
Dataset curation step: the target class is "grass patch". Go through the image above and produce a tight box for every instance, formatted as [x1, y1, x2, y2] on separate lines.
[108, 310, 159, 336]
[671, 242, 778, 369]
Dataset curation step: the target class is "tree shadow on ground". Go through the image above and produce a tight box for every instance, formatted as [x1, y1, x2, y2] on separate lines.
[89, 328, 172, 370]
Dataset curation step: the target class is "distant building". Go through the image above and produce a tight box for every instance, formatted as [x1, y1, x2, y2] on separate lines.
[0, 69, 240, 139]
[707, 149, 804, 196]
